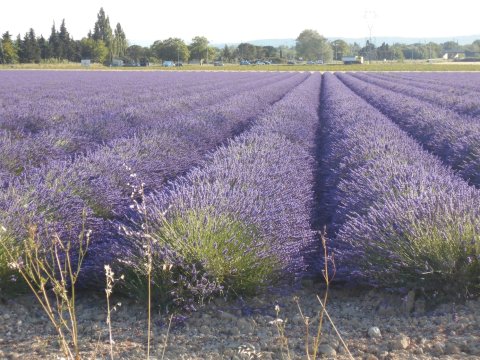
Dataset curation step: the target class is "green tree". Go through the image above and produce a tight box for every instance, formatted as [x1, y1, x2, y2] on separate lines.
[426, 42, 441, 58]
[38, 35, 48, 61]
[15, 34, 23, 61]
[296, 29, 332, 61]
[442, 41, 459, 52]
[391, 45, 405, 61]
[58, 19, 71, 60]
[237, 43, 256, 60]
[350, 42, 361, 56]
[153, 38, 189, 62]
[470, 40, 480, 52]
[360, 40, 377, 61]
[79, 38, 108, 63]
[20, 28, 41, 63]
[376, 42, 392, 61]
[221, 44, 231, 62]
[262, 46, 277, 59]
[330, 39, 349, 60]
[188, 36, 216, 64]
[189, 36, 208, 61]
[92, 8, 112, 44]
[113, 23, 128, 57]
[92, 7, 113, 62]
[0, 32, 19, 64]
[126, 45, 145, 63]
[48, 22, 59, 59]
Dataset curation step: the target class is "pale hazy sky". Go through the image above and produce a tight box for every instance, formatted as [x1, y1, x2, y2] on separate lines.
[1, 0, 479, 45]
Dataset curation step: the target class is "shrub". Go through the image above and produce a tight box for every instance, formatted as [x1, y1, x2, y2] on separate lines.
[155, 208, 279, 294]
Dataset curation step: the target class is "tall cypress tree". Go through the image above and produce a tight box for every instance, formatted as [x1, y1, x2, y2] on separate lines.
[92, 8, 112, 45]
[113, 23, 128, 57]
[48, 22, 59, 59]
[38, 35, 48, 61]
[58, 19, 70, 60]
[22, 28, 41, 63]
[92, 8, 113, 62]
[15, 34, 24, 62]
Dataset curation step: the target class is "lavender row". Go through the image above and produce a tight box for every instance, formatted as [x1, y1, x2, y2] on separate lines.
[337, 72, 480, 187]
[351, 72, 480, 118]
[121, 73, 322, 294]
[389, 72, 480, 93]
[0, 72, 309, 287]
[320, 73, 480, 289]
[0, 72, 294, 177]
[0, 71, 279, 136]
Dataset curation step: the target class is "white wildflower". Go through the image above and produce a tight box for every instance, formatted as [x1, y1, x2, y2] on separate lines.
[269, 318, 284, 325]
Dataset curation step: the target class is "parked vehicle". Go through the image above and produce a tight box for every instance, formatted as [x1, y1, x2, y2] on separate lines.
[162, 61, 175, 67]
[214, 61, 224, 66]
[240, 60, 251, 65]
[342, 56, 363, 64]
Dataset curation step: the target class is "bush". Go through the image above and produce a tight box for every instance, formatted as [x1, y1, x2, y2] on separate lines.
[155, 208, 279, 294]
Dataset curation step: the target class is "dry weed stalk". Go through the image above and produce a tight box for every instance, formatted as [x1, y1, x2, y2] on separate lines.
[0, 213, 91, 360]
[105, 264, 124, 360]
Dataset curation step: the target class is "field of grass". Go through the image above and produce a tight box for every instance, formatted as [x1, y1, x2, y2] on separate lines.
[2, 61, 480, 71]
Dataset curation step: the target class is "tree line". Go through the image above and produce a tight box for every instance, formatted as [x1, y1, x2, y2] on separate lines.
[0, 8, 127, 64]
[2, 11, 480, 65]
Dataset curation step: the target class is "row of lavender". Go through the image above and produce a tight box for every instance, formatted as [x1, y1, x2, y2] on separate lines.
[0, 72, 309, 290]
[337, 72, 480, 187]
[351, 72, 480, 118]
[320, 73, 480, 289]
[0, 71, 297, 182]
[390, 72, 480, 93]
[114, 73, 321, 301]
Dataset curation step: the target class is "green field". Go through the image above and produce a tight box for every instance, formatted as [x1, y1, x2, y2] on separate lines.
[2, 61, 480, 71]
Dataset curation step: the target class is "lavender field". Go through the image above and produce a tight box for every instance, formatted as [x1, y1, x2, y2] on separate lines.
[0, 70, 479, 305]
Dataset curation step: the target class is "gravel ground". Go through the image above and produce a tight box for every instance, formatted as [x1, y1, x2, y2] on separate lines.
[1, 280, 479, 359]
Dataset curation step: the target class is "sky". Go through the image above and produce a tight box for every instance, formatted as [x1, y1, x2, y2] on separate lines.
[1, 0, 479, 45]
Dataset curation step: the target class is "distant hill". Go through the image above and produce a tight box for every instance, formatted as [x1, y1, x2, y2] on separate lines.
[212, 39, 295, 48]
[330, 35, 480, 46]
[212, 35, 480, 48]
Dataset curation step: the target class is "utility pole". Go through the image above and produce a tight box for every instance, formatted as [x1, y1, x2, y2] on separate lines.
[364, 10, 377, 64]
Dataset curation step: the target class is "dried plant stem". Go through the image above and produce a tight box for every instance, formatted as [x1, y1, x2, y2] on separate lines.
[312, 230, 331, 359]
[316, 295, 353, 359]
[147, 253, 152, 360]
[160, 314, 174, 360]
[273, 305, 292, 360]
[105, 261, 124, 360]
[106, 294, 114, 360]
[0, 218, 91, 360]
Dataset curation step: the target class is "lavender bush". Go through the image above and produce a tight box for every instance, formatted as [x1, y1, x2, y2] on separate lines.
[124, 73, 321, 297]
[320, 73, 480, 290]
[337, 72, 480, 187]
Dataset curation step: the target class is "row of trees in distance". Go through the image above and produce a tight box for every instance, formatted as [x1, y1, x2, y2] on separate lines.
[0, 8, 127, 64]
[2, 9, 480, 65]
